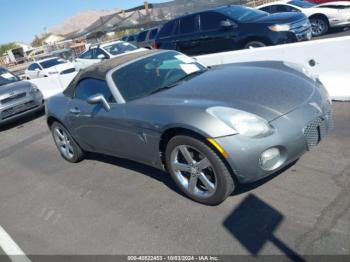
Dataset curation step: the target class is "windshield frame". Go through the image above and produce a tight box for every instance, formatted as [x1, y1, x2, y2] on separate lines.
[106, 50, 207, 103]
[0, 68, 20, 86]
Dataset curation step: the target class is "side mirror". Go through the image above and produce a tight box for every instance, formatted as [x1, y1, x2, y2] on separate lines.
[220, 20, 237, 29]
[87, 94, 111, 111]
[97, 54, 106, 60]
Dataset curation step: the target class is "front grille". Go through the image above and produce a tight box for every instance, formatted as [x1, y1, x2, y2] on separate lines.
[60, 68, 76, 75]
[0, 92, 26, 104]
[303, 111, 334, 150]
[290, 19, 311, 34]
[1, 101, 37, 120]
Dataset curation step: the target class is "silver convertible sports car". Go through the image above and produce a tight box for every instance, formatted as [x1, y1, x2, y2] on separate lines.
[46, 50, 333, 205]
[0, 67, 44, 125]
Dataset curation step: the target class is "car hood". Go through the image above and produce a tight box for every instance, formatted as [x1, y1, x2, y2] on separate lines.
[253, 12, 306, 24]
[140, 61, 316, 122]
[0, 80, 32, 97]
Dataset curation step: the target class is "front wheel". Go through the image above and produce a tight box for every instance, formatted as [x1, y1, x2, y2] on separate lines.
[165, 135, 235, 205]
[51, 122, 84, 163]
[310, 17, 329, 36]
[244, 40, 266, 49]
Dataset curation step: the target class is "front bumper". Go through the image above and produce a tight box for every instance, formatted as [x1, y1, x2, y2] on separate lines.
[0, 91, 44, 125]
[215, 99, 333, 184]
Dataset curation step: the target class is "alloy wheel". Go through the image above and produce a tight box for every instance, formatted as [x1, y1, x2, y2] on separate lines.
[53, 126, 75, 160]
[311, 19, 327, 36]
[170, 145, 217, 198]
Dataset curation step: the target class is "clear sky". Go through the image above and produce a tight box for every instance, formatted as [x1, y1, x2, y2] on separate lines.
[0, 0, 169, 45]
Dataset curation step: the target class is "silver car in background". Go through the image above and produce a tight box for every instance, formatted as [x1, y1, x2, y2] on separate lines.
[46, 50, 333, 205]
[0, 67, 44, 125]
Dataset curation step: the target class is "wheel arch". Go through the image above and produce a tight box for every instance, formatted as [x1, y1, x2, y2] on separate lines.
[309, 13, 329, 24]
[241, 36, 271, 49]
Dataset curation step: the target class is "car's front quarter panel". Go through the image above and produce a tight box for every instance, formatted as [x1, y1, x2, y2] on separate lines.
[46, 94, 71, 130]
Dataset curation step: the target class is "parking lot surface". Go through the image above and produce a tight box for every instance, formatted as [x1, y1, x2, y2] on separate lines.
[0, 102, 349, 257]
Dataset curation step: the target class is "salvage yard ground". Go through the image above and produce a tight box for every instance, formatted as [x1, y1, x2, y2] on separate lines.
[0, 102, 349, 257]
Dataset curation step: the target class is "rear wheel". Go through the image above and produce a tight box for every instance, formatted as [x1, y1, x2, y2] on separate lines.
[165, 135, 235, 205]
[310, 17, 329, 36]
[51, 122, 84, 163]
[244, 40, 266, 49]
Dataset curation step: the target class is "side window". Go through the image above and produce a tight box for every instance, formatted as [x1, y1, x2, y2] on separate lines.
[75, 78, 115, 103]
[179, 15, 199, 35]
[285, 6, 300, 12]
[200, 12, 229, 31]
[121, 36, 128, 41]
[128, 35, 135, 42]
[158, 20, 176, 38]
[270, 5, 290, 13]
[149, 29, 158, 40]
[137, 31, 148, 42]
[93, 48, 109, 59]
[28, 63, 39, 70]
[259, 6, 271, 13]
[79, 50, 93, 59]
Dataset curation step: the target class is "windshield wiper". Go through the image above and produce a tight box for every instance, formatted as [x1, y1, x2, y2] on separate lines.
[150, 70, 205, 95]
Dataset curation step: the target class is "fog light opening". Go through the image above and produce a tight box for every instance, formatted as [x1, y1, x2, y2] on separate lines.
[260, 147, 282, 171]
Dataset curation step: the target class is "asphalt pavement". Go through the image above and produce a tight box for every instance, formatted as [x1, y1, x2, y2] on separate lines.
[0, 102, 349, 258]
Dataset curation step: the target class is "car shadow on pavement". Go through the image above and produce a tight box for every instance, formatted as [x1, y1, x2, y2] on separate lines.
[86, 153, 183, 196]
[0, 110, 45, 132]
[223, 194, 305, 261]
[232, 160, 299, 196]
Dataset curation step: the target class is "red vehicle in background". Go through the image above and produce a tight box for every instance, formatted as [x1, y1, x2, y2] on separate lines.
[307, 0, 349, 4]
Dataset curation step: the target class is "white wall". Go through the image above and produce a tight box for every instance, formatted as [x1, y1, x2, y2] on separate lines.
[196, 36, 350, 101]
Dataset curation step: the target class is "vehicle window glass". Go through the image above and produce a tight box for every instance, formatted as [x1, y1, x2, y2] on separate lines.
[75, 78, 115, 103]
[259, 6, 271, 13]
[93, 48, 109, 59]
[149, 29, 158, 40]
[219, 6, 268, 22]
[137, 31, 148, 42]
[200, 12, 228, 31]
[111, 51, 207, 102]
[40, 58, 66, 69]
[270, 5, 290, 12]
[0, 68, 19, 86]
[79, 50, 93, 59]
[121, 36, 128, 41]
[128, 35, 135, 42]
[28, 63, 40, 70]
[102, 42, 137, 56]
[179, 15, 198, 34]
[158, 20, 176, 38]
[288, 1, 315, 8]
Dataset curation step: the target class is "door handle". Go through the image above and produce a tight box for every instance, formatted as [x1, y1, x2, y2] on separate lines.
[69, 108, 81, 115]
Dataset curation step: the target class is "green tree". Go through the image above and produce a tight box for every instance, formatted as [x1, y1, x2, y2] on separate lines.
[0, 42, 19, 56]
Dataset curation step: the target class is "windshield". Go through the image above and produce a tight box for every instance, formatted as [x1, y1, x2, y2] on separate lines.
[40, 58, 66, 69]
[288, 1, 315, 8]
[0, 68, 19, 86]
[112, 51, 207, 102]
[103, 42, 138, 56]
[219, 6, 268, 22]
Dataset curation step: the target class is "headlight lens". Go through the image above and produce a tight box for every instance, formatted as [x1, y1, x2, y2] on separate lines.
[269, 24, 291, 32]
[30, 83, 40, 93]
[207, 107, 273, 138]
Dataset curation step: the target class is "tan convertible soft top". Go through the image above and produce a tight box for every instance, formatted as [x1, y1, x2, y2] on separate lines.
[64, 49, 160, 97]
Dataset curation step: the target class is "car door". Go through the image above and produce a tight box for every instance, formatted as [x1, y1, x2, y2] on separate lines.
[27, 63, 42, 79]
[175, 14, 202, 55]
[67, 78, 128, 157]
[198, 11, 240, 54]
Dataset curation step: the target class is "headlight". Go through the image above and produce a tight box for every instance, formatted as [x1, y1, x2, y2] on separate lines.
[207, 107, 273, 138]
[268, 24, 291, 32]
[30, 83, 40, 93]
[283, 61, 318, 82]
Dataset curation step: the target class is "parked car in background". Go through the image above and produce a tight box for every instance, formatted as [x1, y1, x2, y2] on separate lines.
[307, 0, 350, 4]
[50, 48, 76, 62]
[316, 1, 350, 10]
[75, 40, 143, 70]
[46, 50, 333, 205]
[155, 5, 311, 55]
[25, 57, 76, 79]
[121, 34, 138, 46]
[0, 67, 44, 125]
[136, 27, 160, 49]
[257, 0, 350, 36]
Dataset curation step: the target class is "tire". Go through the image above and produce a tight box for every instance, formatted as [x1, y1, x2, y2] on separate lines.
[51, 122, 84, 163]
[244, 40, 266, 49]
[165, 135, 235, 205]
[310, 17, 329, 36]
